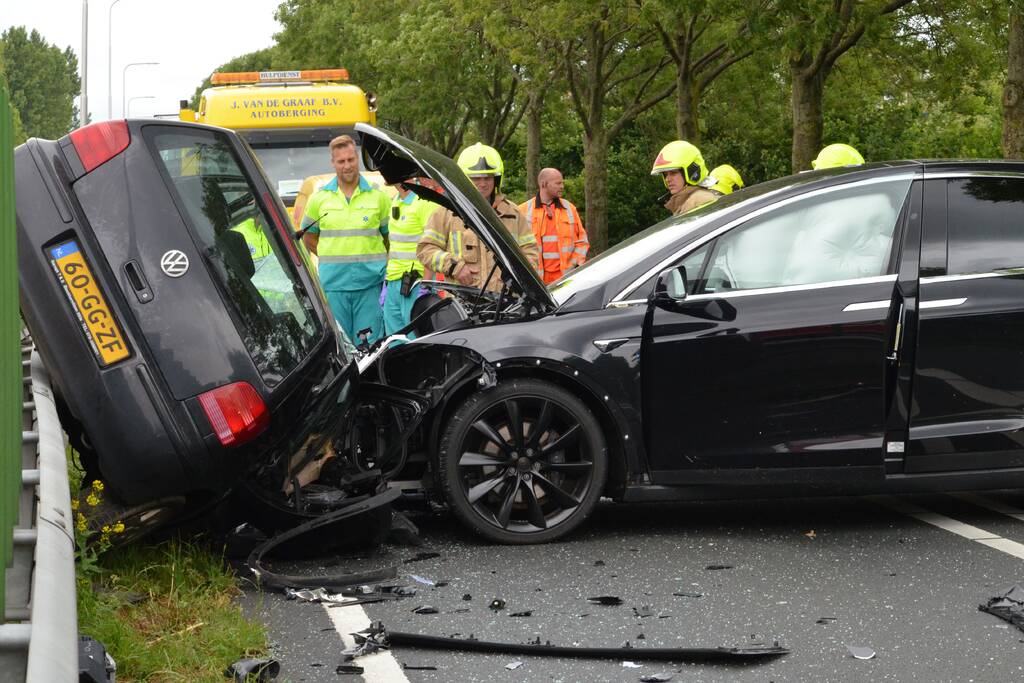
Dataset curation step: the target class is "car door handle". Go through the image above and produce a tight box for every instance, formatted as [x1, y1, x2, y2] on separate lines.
[843, 300, 890, 312]
[919, 297, 967, 309]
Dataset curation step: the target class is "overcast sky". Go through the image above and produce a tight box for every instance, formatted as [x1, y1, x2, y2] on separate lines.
[1, 0, 284, 120]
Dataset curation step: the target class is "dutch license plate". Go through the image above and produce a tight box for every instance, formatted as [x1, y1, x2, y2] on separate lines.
[48, 240, 131, 366]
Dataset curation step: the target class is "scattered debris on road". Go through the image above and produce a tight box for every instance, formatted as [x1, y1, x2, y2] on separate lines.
[847, 645, 876, 660]
[639, 674, 674, 682]
[588, 596, 624, 606]
[705, 564, 734, 571]
[505, 661, 524, 670]
[979, 585, 1024, 632]
[489, 598, 507, 610]
[223, 657, 280, 681]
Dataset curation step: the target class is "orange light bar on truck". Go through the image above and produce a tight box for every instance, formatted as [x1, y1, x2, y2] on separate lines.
[210, 69, 350, 85]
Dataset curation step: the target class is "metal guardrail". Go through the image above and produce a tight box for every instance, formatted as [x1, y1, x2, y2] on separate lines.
[0, 348, 79, 682]
[1, 80, 18, 622]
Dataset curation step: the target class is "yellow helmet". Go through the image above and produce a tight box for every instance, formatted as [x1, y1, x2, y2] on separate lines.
[457, 143, 504, 187]
[812, 143, 864, 170]
[651, 140, 707, 186]
[708, 164, 744, 195]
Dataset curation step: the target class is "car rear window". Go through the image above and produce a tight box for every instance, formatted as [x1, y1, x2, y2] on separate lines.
[145, 127, 322, 386]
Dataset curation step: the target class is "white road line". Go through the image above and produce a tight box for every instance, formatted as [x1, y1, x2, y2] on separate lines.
[950, 491, 1024, 523]
[868, 495, 1024, 561]
[323, 603, 410, 683]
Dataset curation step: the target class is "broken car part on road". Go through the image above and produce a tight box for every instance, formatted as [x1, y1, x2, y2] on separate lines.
[345, 622, 789, 663]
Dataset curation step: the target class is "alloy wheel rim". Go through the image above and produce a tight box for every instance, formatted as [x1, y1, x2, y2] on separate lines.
[456, 395, 594, 533]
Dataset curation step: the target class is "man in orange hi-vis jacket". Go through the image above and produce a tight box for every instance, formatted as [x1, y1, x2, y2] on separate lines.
[519, 168, 589, 284]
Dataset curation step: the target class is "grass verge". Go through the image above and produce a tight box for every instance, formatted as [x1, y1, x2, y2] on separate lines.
[69, 449, 268, 682]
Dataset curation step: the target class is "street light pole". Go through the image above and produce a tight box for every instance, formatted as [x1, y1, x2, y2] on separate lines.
[80, 0, 88, 127]
[122, 62, 158, 117]
[126, 96, 154, 117]
[107, 0, 123, 120]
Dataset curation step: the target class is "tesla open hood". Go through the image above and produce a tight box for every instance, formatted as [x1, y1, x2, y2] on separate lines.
[356, 123, 555, 313]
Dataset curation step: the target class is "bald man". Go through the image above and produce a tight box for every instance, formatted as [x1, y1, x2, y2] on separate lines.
[519, 168, 589, 284]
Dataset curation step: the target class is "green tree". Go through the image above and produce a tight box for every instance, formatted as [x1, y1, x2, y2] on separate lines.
[637, 0, 758, 142]
[1004, 3, 1024, 157]
[780, 0, 915, 171]
[0, 27, 80, 139]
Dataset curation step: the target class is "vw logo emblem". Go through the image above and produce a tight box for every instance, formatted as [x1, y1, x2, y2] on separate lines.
[160, 250, 189, 278]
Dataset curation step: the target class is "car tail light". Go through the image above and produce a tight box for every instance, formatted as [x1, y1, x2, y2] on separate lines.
[68, 121, 130, 173]
[198, 381, 270, 448]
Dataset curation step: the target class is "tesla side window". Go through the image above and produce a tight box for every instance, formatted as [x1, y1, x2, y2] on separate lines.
[146, 128, 322, 386]
[699, 179, 912, 293]
[947, 177, 1024, 275]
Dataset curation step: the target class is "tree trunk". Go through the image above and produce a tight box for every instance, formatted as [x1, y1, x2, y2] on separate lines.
[525, 93, 543, 198]
[1004, 9, 1024, 159]
[675, 70, 700, 142]
[583, 131, 609, 254]
[790, 65, 826, 172]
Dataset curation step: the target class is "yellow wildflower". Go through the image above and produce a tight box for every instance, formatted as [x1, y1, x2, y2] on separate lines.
[86, 493, 100, 507]
[76, 513, 87, 533]
[70, 498, 79, 511]
[112, 522, 125, 534]
[91, 480, 104, 492]
[101, 525, 111, 534]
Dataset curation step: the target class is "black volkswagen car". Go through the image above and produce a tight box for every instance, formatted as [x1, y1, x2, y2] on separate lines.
[356, 125, 1024, 544]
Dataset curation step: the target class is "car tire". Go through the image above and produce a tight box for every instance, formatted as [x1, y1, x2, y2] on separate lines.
[439, 378, 607, 544]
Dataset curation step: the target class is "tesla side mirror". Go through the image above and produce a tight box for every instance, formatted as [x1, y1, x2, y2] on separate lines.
[652, 265, 688, 305]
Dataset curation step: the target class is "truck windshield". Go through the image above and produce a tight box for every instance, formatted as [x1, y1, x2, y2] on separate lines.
[146, 127, 323, 386]
[249, 142, 366, 204]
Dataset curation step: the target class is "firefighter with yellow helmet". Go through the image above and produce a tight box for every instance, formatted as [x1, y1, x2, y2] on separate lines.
[651, 140, 718, 215]
[418, 143, 539, 293]
[812, 143, 865, 169]
[707, 164, 745, 196]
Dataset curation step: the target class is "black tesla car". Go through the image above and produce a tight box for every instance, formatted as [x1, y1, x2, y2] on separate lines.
[357, 125, 1024, 544]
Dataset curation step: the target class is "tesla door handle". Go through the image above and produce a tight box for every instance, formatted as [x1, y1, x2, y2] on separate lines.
[919, 297, 967, 309]
[843, 299, 890, 312]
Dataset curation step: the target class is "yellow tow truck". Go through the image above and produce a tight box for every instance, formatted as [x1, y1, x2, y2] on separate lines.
[180, 69, 384, 224]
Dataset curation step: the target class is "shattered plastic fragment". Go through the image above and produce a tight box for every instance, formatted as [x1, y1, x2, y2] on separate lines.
[462, 593, 473, 601]
[805, 530, 816, 539]
[409, 574, 436, 586]
[283, 587, 347, 604]
[489, 598, 507, 610]
[588, 596, 624, 606]
[847, 645, 876, 660]
[979, 585, 1024, 632]
[403, 664, 438, 671]
[404, 552, 441, 563]
[509, 611, 533, 617]
[413, 605, 439, 614]
[224, 658, 280, 681]
[705, 565, 734, 571]
[505, 661, 524, 670]
[594, 560, 606, 566]
[816, 617, 837, 624]
[633, 606, 654, 618]
[673, 592, 702, 598]
[336, 664, 364, 675]
[622, 661, 642, 668]
[639, 674, 674, 682]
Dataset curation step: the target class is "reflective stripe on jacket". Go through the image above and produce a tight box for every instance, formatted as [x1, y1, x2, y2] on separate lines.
[417, 195, 538, 294]
[386, 192, 437, 281]
[520, 197, 589, 277]
[301, 175, 391, 291]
